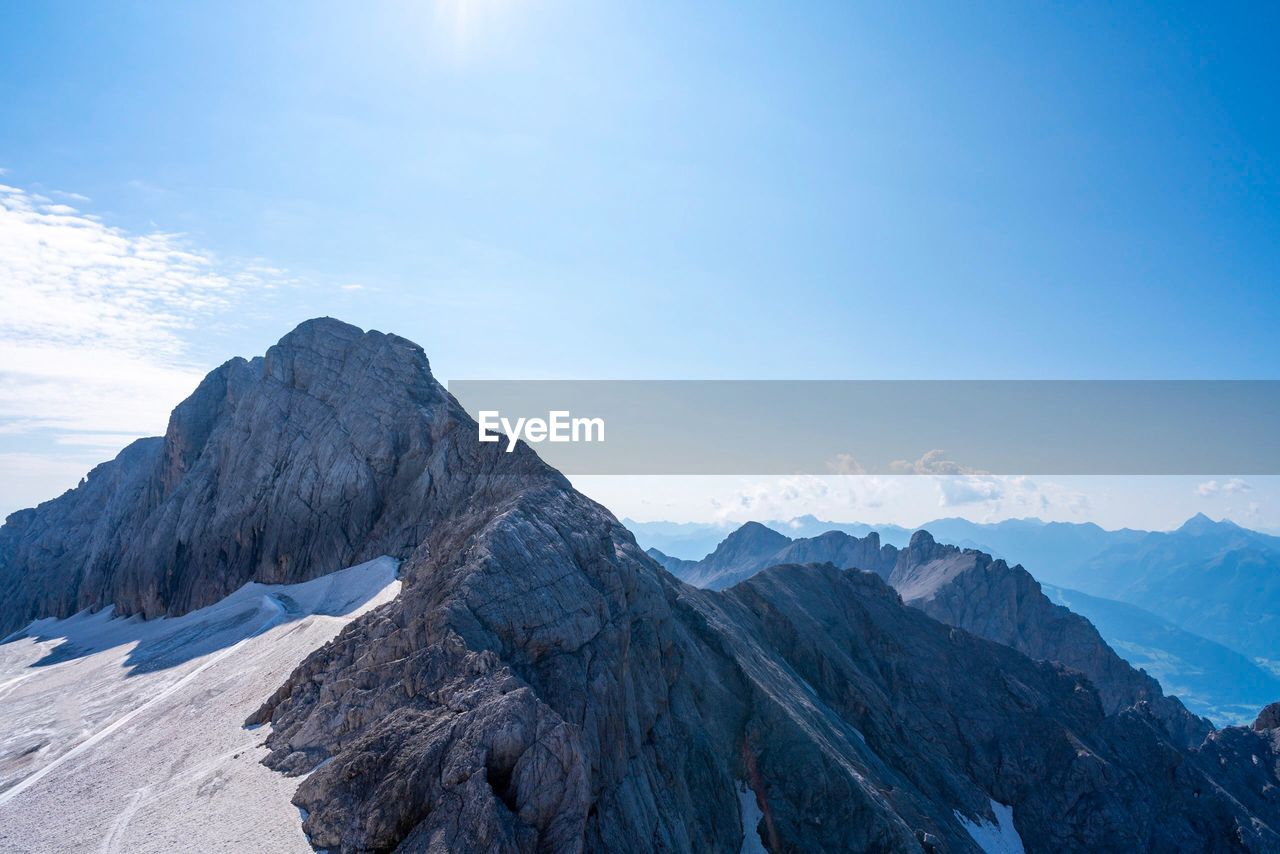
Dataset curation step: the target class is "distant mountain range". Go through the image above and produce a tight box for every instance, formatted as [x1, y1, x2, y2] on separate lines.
[1043, 584, 1280, 726]
[647, 522, 896, 590]
[626, 513, 1148, 567]
[1064, 515, 1280, 665]
[637, 514, 1280, 727]
[649, 525, 1211, 742]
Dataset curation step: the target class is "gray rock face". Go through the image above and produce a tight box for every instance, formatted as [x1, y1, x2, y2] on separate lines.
[771, 529, 898, 580]
[671, 523, 897, 589]
[678, 521, 792, 587]
[669, 523, 1211, 748]
[0, 318, 500, 635]
[644, 546, 698, 577]
[1257, 703, 1280, 732]
[889, 530, 1213, 747]
[256, 542, 1280, 851]
[1195, 709, 1280, 832]
[4, 318, 1279, 852]
[251, 477, 744, 853]
[0, 436, 163, 634]
[709, 565, 1279, 852]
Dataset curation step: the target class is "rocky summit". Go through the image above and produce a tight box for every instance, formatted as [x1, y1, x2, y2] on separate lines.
[888, 530, 1214, 748]
[676, 523, 1215, 749]
[2, 319, 1279, 852]
[0, 318, 503, 635]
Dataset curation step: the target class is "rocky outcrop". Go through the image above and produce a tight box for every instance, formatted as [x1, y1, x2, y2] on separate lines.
[0, 437, 162, 635]
[250, 475, 743, 853]
[670, 523, 897, 589]
[4, 319, 1278, 852]
[771, 529, 898, 580]
[1193, 702, 1280, 833]
[711, 565, 1278, 852]
[677, 521, 792, 587]
[255, 539, 1280, 851]
[670, 524, 1211, 747]
[889, 530, 1214, 747]
[0, 318, 480, 635]
[1256, 702, 1280, 732]
[645, 547, 697, 578]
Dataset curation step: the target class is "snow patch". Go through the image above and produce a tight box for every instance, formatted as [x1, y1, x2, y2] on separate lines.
[955, 799, 1025, 854]
[738, 780, 767, 854]
[0, 557, 400, 853]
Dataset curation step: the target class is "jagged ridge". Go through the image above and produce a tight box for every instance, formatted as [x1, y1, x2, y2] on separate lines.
[3, 320, 1278, 852]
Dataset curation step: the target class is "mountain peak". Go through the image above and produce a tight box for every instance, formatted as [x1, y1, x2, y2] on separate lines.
[285, 315, 364, 338]
[270, 317, 428, 367]
[1255, 702, 1280, 731]
[909, 529, 937, 548]
[1177, 513, 1239, 535]
[727, 520, 788, 541]
[0, 318, 464, 633]
[715, 521, 791, 554]
[261, 317, 435, 399]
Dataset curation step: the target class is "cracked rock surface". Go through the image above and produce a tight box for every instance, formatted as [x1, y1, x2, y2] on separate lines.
[889, 530, 1214, 748]
[1, 318, 466, 634]
[4, 319, 1278, 852]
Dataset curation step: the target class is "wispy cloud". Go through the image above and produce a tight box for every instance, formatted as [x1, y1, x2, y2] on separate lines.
[1196, 478, 1252, 497]
[882, 449, 1090, 515]
[890, 449, 987, 476]
[710, 473, 908, 523]
[50, 189, 91, 203]
[0, 180, 296, 513]
[936, 475, 1007, 505]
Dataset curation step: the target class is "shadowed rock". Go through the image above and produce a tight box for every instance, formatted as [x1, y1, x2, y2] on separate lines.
[670, 523, 897, 589]
[889, 530, 1214, 747]
[645, 547, 697, 577]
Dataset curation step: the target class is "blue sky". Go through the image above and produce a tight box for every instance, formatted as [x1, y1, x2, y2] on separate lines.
[1, 1, 1278, 526]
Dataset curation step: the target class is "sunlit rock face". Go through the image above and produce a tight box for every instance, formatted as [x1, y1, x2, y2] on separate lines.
[0, 317, 492, 634]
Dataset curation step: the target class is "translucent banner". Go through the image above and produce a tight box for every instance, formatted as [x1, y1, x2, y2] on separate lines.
[446, 380, 1280, 475]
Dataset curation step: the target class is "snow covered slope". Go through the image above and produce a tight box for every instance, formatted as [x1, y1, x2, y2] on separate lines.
[0, 556, 400, 853]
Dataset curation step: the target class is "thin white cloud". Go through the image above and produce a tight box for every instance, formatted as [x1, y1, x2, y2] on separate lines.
[1196, 478, 1252, 497]
[826, 453, 867, 475]
[937, 475, 1006, 505]
[890, 449, 987, 476]
[880, 450, 1089, 515]
[0, 180, 297, 514]
[710, 473, 909, 523]
[51, 190, 91, 203]
[54, 432, 155, 449]
[932, 473, 1089, 517]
